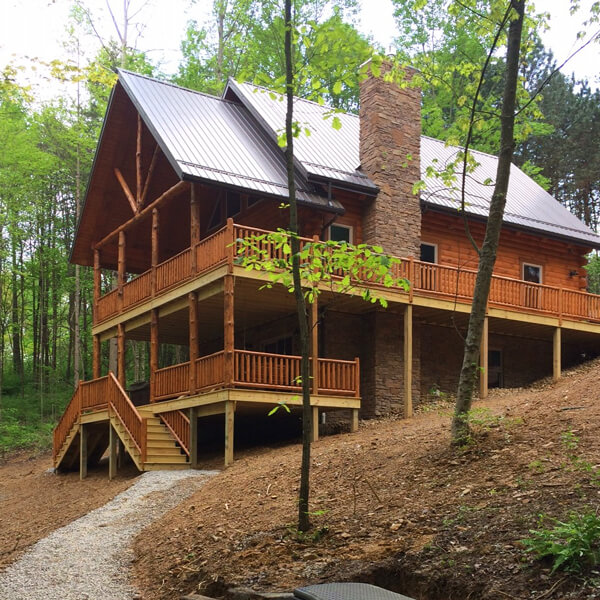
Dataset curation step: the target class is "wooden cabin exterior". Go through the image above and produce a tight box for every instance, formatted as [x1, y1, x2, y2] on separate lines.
[54, 68, 600, 476]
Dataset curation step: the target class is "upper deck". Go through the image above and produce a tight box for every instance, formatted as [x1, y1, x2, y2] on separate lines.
[93, 220, 600, 337]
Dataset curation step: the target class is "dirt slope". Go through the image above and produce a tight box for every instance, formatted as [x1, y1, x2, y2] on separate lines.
[133, 361, 600, 600]
[0, 452, 135, 569]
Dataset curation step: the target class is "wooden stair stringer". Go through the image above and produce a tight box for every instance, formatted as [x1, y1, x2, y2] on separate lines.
[109, 414, 144, 472]
[54, 421, 80, 470]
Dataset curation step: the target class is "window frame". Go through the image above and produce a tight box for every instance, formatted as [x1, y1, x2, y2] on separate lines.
[420, 242, 438, 264]
[328, 223, 353, 244]
[522, 262, 543, 284]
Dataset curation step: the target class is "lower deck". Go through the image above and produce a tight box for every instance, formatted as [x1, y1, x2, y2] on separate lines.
[53, 373, 360, 478]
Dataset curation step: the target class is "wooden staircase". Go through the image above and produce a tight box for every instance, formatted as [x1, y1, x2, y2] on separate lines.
[143, 416, 189, 470]
[53, 373, 190, 474]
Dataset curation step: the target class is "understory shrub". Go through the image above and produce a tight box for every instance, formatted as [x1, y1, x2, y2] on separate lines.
[521, 510, 600, 573]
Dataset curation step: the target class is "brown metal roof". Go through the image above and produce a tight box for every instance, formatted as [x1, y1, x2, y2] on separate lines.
[118, 70, 344, 214]
[228, 80, 600, 248]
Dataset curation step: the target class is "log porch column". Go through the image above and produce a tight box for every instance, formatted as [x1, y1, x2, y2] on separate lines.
[224, 274, 235, 386]
[150, 308, 159, 402]
[311, 290, 319, 442]
[117, 323, 126, 388]
[118, 231, 126, 307]
[479, 316, 489, 399]
[93, 335, 101, 379]
[151, 208, 159, 296]
[403, 304, 413, 418]
[189, 292, 199, 394]
[190, 184, 200, 274]
[553, 327, 561, 382]
[93, 249, 101, 322]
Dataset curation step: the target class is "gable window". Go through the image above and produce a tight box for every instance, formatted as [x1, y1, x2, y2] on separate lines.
[329, 224, 353, 244]
[522, 263, 542, 284]
[226, 192, 241, 218]
[420, 243, 437, 264]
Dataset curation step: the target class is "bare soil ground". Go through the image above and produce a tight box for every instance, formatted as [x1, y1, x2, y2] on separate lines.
[0, 452, 136, 569]
[132, 360, 600, 600]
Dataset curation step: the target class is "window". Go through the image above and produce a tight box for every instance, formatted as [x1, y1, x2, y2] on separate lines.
[522, 263, 542, 284]
[420, 243, 437, 264]
[329, 223, 353, 244]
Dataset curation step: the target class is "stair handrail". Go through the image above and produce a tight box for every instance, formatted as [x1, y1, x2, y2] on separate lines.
[107, 372, 147, 462]
[52, 384, 82, 462]
[160, 410, 190, 457]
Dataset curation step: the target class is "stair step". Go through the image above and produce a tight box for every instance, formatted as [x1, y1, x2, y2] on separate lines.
[145, 440, 179, 449]
[145, 446, 183, 456]
[145, 455, 188, 463]
[144, 463, 190, 471]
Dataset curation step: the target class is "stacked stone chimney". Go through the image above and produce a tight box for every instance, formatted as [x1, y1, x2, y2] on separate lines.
[359, 61, 422, 418]
[359, 61, 422, 256]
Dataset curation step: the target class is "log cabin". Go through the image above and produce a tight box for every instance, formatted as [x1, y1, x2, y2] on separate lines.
[54, 65, 600, 476]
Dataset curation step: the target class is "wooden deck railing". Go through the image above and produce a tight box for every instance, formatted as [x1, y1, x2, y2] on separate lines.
[196, 351, 226, 391]
[318, 357, 360, 397]
[154, 362, 190, 401]
[95, 226, 230, 324]
[108, 373, 146, 461]
[52, 385, 82, 461]
[95, 220, 600, 325]
[234, 349, 302, 391]
[79, 376, 111, 411]
[160, 410, 190, 457]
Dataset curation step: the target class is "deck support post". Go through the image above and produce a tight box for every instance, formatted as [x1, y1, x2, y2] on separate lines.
[189, 406, 198, 469]
[479, 316, 489, 399]
[79, 423, 87, 480]
[311, 287, 319, 395]
[93, 334, 101, 379]
[189, 292, 198, 394]
[117, 323, 126, 388]
[150, 309, 159, 402]
[109, 424, 118, 480]
[311, 406, 319, 442]
[151, 208, 159, 296]
[224, 274, 235, 386]
[553, 327, 561, 382]
[117, 438, 125, 469]
[224, 400, 235, 467]
[190, 184, 200, 274]
[403, 304, 413, 418]
[351, 409, 359, 433]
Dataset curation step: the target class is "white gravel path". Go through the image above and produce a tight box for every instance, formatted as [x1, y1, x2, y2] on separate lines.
[0, 469, 217, 600]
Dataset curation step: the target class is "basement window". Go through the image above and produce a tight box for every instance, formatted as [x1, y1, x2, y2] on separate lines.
[329, 223, 353, 244]
[420, 243, 437, 263]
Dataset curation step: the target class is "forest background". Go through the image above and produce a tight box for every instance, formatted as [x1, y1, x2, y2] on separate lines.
[0, 0, 599, 453]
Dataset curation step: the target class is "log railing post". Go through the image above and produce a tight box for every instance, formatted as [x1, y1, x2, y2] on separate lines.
[558, 287, 563, 325]
[311, 284, 319, 395]
[226, 218, 235, 273]
[141, 418, 147, 464]
[150, 308, 159, 402]
[224, 274, 235, 386]
[355, 357, 360, 398]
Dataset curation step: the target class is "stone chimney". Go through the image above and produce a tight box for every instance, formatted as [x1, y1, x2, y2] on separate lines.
[359, 61, 422, 257]
[358, 61, 422, 419]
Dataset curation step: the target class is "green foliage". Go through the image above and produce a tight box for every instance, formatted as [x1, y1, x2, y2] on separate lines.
[235, 230, 409, 307]
[521, 510, 600, 573]
[585, 253, 600, 294]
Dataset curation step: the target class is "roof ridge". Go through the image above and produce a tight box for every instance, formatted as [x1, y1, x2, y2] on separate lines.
[236, 80, 360, 117]
[118, 69, 241, 106]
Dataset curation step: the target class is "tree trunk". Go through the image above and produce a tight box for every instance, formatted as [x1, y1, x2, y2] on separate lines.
[283, 0, 312, 533]
[452, 0, 525, 444]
